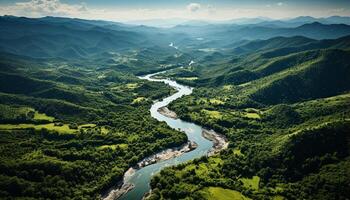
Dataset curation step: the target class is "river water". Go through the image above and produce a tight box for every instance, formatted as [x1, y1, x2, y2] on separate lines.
[118, 72, 214, 200]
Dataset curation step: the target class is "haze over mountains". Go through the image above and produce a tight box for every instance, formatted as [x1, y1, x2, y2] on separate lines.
[1, 15, 350, 60]
[128, 15, 350, 27]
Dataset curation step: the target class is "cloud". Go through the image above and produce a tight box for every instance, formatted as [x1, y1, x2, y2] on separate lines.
[207, 4, 216, 14]
[0, 0, 350, 22]
[277, 2, 284, 6]
[0, 0, 88, 17]
[187, 3, 201, 13]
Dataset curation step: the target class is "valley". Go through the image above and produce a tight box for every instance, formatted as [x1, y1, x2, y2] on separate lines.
[0, 14, 349, 200]
[105, 71, 227, 200]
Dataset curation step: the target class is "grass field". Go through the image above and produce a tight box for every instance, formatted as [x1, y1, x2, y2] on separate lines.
[33, 111, 55, 122]
[98, 144, 128, 150]
[223, 85, 233, 90]
[100, 126, 110, 134]
[239, 176, 260, 190]
[126, 83, 139, 89]
[177, 77, 198, 81]
[202, 187, 252, 200]
[177, 157, 223, 179]
[132, 97, 146, 104]
[273, 195, 286, 200]
[209, 99, 225, 105]
[0, 123, 96, 134]
[243, 112, 260, 119]
[0, 105, 55, 122]
[78, 124, 96, 129]
[233, 149, 243, 156]
[243, 108, 261, 119]
[202, 109, 222, 119]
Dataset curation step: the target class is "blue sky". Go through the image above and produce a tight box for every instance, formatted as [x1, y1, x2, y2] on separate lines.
[0, 0, 349, 21]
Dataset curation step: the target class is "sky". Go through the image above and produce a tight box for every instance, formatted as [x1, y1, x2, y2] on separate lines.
[0, 0, 349, 22]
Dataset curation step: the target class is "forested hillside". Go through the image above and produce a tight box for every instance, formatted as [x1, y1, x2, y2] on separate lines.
[148, 36, 350, 200]
[0, 51, 188, 198]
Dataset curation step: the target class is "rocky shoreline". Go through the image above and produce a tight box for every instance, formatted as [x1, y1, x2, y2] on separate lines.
[101, 141, 197, 200]
[142, 130, 228, 200]
[136, 141, 198, 168]
[202, 129, 229, 156]
[157, 106, 177, 119]
[157, 106, 228, 155]
[101, 168, 135, 200]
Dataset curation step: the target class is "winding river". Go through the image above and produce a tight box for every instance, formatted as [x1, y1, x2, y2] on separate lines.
[116, 71, 219, 200]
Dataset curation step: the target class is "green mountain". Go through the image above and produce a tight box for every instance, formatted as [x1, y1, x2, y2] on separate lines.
[0, 52, 186, 199]
[149, 34, 350, 200]
[250, 49, 350, 104]
[2, 16, 350, 60]
[0, 16, 176, 59]
[169, 22, 350, 48]
[182, 35, 350, 87]
[232, 36, 316, 55]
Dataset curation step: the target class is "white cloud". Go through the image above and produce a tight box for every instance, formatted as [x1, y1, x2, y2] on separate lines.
[0, 0, 350, 22]
[277, 2, 284, 6]
[187, 3, 201, 13]
[206, 4, 216, 14]
[0, 0, 88, 17]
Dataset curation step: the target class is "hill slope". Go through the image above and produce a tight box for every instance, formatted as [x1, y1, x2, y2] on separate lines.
[149, 35, 350, 200]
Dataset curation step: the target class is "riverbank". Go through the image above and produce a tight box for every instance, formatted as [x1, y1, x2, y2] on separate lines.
[136, 141, 198, 168]
[157, 106, 177, 119]
[202, 129, 229, 156]
[102, 141, 197, 200]
[102, 168, 135, 200]
[158, 106, 228, 156]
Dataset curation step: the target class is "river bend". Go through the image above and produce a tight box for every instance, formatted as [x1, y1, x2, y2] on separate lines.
[118, 72, 215, 200]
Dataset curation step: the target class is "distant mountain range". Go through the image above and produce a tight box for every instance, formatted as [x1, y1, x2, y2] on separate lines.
[170, 21, 350, 48]
[254, 16, 350, 28]
[182, 34, 350, 105]
[0, 15, 350, 59]
[127, 16, 350, 27]
[0, 16, 189, 59]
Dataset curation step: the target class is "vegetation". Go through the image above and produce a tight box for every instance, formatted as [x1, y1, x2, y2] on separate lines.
[0, 16, 349, 200]
[148, 35, 350, 200]
[201, 187, 252, 200]
[0, 52, 187, 199]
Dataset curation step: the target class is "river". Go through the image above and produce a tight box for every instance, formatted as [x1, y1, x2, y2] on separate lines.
[115, 71, 219, 200]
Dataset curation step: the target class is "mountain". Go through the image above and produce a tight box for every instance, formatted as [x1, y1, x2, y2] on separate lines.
[0, 16, 142, 58]
[235, 16, 350, 28]
[287, 16, 350, 26]
[38, 16, 127, 27]
[169, 22, 350, 49]
[324, 16, 350, 24]
[189, 35, 350, 86]
[227, 17, 272, 25]
[127, 18, 189, 27]
[230, 22, 350, 41]
[0, 16, 177, 59]
[1, 16, 350, 59]
[151, 32, 350, 200]
[231, 36, 316, 55]
[249, 49, 350, 104]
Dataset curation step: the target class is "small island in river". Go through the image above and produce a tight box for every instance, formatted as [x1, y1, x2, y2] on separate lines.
[157, 106, 178, 119]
